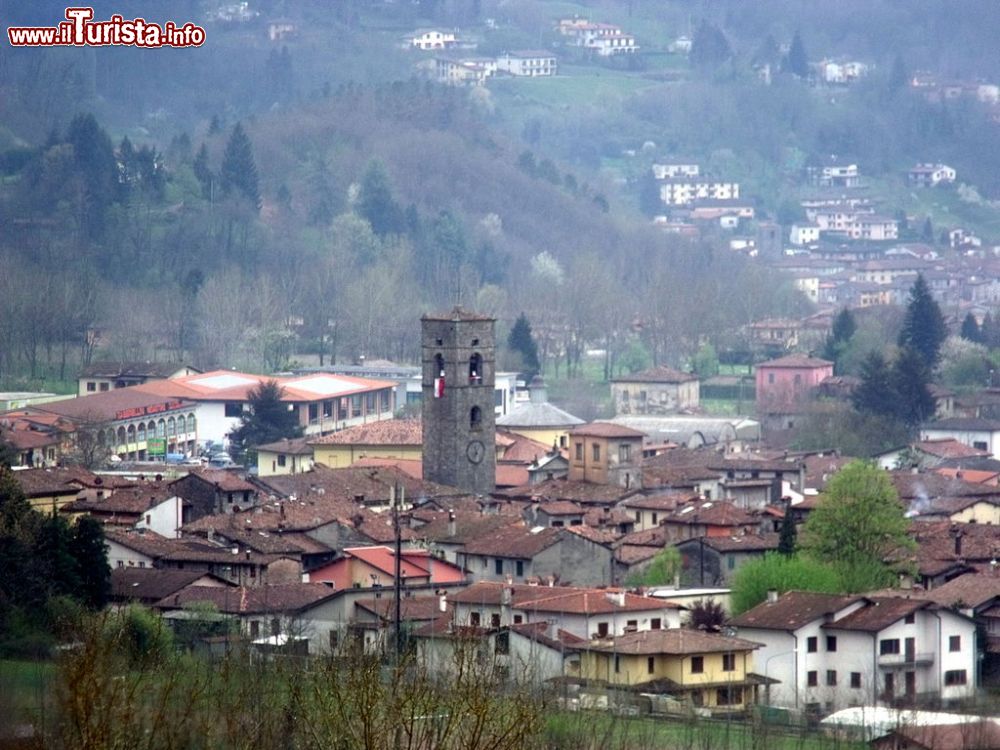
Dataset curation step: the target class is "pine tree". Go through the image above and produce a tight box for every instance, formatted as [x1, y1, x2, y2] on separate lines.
[227, 380, 303, 464]
[783, 31, 809, 78]
[357, 159, 403, 236]
[777, 504, 797, 556]
[891, 347, 937, 427]
[193, 143, 214, 200]
[689, 21, 732, 69]
[220, 122, 261, 209]
[70, 516, 111, 609]
[66, 113, 119, 237]
[852, 350, 895, 419]
[960, 313, 982, 344]
[822, 307, 857, 368]
[898, 274, 947, 369]
[507, 313, 541, 377]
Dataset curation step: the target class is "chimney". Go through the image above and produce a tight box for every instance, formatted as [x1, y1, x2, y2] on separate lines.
[439, 593, 448, 613]
[448, 509, 456, 538]
[953, 528, 963, 556]
[529, 375, 548, 405]
[766, 589, 779, 603]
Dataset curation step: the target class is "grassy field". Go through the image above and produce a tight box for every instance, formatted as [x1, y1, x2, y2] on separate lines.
[866, 175, 1000, 243]
[491, 65, 661, 110]
[0, 659, 56, 727]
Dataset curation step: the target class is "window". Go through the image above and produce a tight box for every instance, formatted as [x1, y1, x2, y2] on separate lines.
[619, 443, 631, 463]
[494, 558, 503, 575]
[722, 653, 736, 672]
[490, 613, 501, 628]
[495, 631, 509, 655]
[249, 565, 256, 579]
[904, 613, 916, 624]
[329, 630, 339, 650]
[807, 636, 818, 653]
[716, 687, 741, 706]
[794, 374, 802, 385]
[249, 621, 260, 638]
[614, 655, 621, 673]
[116, 560, 124, 568]
[768, 373, 775, 384]
[728, 555, 736, 571]
[575, 443, 583, 461]
[650, 618, 662, 630]
[513, 615, 523, 624]
[87, 381, 96, 392]
[469, 353, 482, 383]
[651, 512, 658, 525]
[690, 656, 704, 674]
[826, 636, 837, 652]
[277, 454, 287, 467]
[826, 670, 837, 686]
[626, 619, 638, 630]
[807, 671, 818, 687]
[944, 669, 967, 686]
[647, 656, 655, 674]
[470, 406, 482, 430]
[850, 672, 862, 689]
[597, 622, 609, 637]
[224, 402, 243, 418]
[880, 639, 900, 655]
[99, 382, 109, 391]
[592, 443, 601, 462]
[974, 441, 988, 451]
[308, 404, 318, 422]
[470, 612, 481, 627]
[515, 560, 524, 577]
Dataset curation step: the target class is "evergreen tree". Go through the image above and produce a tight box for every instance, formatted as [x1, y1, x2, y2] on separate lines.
[220, 122, 261, 209]
[898, 274, 947, 369]
[357, 159, 404, 236]
[66, 113, 119, 238]
[507, 313, 541, 377]
[783, 31, 810, 78]
[960, 313, 982, 344]
[689, 21, 732, 69]
[777, 504, 797, 556]
[32, 514, 82, 605]
[822, 307, 857, 369]
[193, 142, 214, 200]
[891, 346, 937, 427]
[922, 217, 934, 244]
[638, 170, 663, 217]
[852, 350, 896, 419]
[70, 516, 111, 609]
[227, 380, 303, 464]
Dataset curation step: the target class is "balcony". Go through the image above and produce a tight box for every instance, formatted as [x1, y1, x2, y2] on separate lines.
[878, 652, 934, 668]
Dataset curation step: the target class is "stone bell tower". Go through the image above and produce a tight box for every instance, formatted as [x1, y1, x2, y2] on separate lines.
[421, 307, 496, 495]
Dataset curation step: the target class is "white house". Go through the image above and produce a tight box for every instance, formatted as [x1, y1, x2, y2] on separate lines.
[407, 28, 457, 50]
[659, 179, 740, 206]
[908, 164, 957, 187]
[652, 161, 700, 180]
[921, 418, 1000, 459]
[729, 591, 977, 713]
[495, 50, 557, 77]
[790, 224, 821, 246]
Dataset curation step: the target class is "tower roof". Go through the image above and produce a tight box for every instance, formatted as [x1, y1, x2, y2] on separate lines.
[422, 306, 494, 322]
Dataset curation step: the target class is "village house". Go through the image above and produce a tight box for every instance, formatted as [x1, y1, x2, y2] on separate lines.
[405, 28, 457, 50]
[817, 59, 871, 85]
[306, 546, 466, 590]
[807, 158, 861, 188]
[431, 56, 496, 87]
[77, 361, 200, 396]
[652, 160, 700, 180]
[495, 50, 557, 77]
[908, 163, 957, 187]
[63, 480, 187, 537]
[729, 591, 977, 712]
[658, 178, 740, 207]
[255, 437, 314, 477]
[755, 355, 834, 414]
[568, 422, 645, 489]
[657, 500, 759, 544]
[571, 629, 765, 713]
[168, 468, 258, 516]
[611, 366, 700, 416]
[675, 533, 779, 587]
[556, 18, 638, 56]
[110, 567, 232, 608]
[920, 417, 1000, 459]
[309, 418, 423, 469]
[789, 223, 821, 246]
[496, 377, 584, 450]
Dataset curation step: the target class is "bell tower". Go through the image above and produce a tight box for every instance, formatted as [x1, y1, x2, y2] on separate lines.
[421, 307, 496, 495]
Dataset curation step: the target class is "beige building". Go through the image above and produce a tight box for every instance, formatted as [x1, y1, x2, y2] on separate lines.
[309, 418, 423, 469]
[256, 437, 314, 477]
[568, 422, 645, 489]
[611, 366, 700, 416]
[495, 378, 584, 450]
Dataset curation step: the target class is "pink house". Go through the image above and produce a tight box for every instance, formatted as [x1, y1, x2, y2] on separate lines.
[307, 546, 466, 590]
[755, 354, 834, 413]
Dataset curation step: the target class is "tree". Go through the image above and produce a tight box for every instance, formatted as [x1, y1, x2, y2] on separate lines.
[638, 170, 663, 217]
[799, 461, 915, 592]
[890, 346, 937, 427]
[689, 21, 732, 70]
[626, 546, 682, 587]
[960, 313, 982, 344]
[228, 380, 303, 464]
[356, 159, 404, 237]
[822, 307, 857, 369]
[688, 599, 726, 632]
[219, 122, 261, 210]
[507, 313, 540, 377]
[777, 505, 797, 556]
[783, 31, 809, 78]
[898, 274, 947, 369]
[851, 350, 895, 419]
[730, 553, 840, 615]
[65, 113, 120, 238]
[70, 516, 111, 609]
[193, 142, 214, 200]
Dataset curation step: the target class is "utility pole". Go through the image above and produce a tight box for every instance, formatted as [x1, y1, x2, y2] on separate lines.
[393, 483, 404, 662]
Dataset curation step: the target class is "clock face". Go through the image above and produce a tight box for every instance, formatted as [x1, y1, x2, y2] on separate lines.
[466, 440, 485, 464]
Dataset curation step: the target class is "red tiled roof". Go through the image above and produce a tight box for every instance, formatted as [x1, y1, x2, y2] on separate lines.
[177, 468, 257, 493]
[582, 628, 761, 655]
[824, 597, 930, 632]
[663, 500, 756, 527]
[461, 523, 562, 558]
[155, 583, 337, 614]
[355, 596, 446, 622]
[611, 366, 697, 384]
[917, 439, 991, 460]
[757, 355, 833, 369]
[308, 418, 422, 446]
[570, 422, 647, 439]
[728, 591, 862, 630]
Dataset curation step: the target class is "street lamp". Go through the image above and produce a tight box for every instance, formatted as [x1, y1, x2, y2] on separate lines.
[762, 648, 798, 707]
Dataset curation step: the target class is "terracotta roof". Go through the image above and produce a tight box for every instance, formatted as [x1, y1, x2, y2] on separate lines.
[924, 417, 1000, 432]
[615, 544, 662, 565]
[104, 528, 209, 560]
[355, 596, 446, 622]
[611, 366, 697, 384]
[620, 493, 695, 511]
[917, 439, 991, 460]
[538, 500, 584, 516]
[256, 437, 314, 455]
[570, 422, 646, 439]
[254, 464, 461, 506]
[933, 468, 1000, 485]
[17, 389, 195, 424]
[692, 533, 780, 553]
[728, 591, 862, 631]
[176, 468, 257, 493]
[410, 511, 520, 545]
[824, 597, 930, 632]
[912, 521, 1000, 567]
[617, 526, 669, 547]
[566, 525, 622, 545]
[134, 369, 394, 404]
[308, 418, 422, 446]
[496, 463, 530, 487]
[756, 355, 833, 369]
[111, 568, 229, 601]
[461, 523, 562, 558]
[65, 483, 178, 515]
[498, 430, 555, 463]
[890, 472, 1000, 501]
[902, 573, 1000, 610]
[155, 583, 338, 614]
[448, 581, 680, 613]
[12, 466, 96, 497]
[496, 478, 638, 505]
[78, 361, 195, 379]
[352, 457, 423, 479]
[803, 455, 852, 491]
[879, 723, 1000, 750]
[663, 500, 755, 527]
[582, 628, 761, 656]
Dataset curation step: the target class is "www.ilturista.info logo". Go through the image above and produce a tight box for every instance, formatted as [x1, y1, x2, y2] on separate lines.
[8, 7, 206, 47]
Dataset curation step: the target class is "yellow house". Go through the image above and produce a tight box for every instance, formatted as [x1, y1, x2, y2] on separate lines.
[576, 629, 764, 711]
[256, 437, 314, 477]
[309, 418, 422, 469]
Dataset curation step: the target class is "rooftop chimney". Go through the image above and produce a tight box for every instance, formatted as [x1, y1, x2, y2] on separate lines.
[529, 375, 548, 405]
[448, 509, 456, 538]
[766, 589, 779, 603]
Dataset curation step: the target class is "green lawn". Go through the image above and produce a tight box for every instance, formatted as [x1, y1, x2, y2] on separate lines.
[0, 659, 56, 725]
[491, 66, 660, 110]
[866, 175, 1000, 243]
